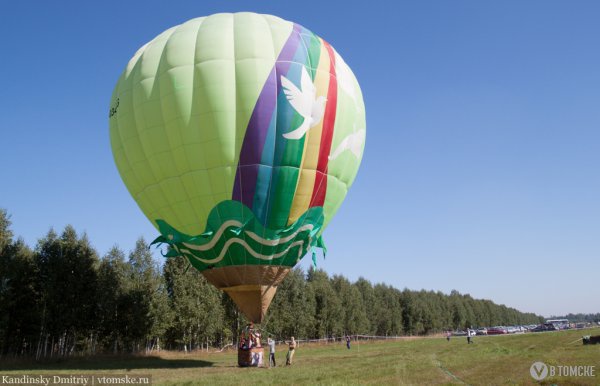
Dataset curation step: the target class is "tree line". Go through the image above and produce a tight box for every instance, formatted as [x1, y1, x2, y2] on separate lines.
[0, 209, 542, 357]
[549, 313, 600, 323]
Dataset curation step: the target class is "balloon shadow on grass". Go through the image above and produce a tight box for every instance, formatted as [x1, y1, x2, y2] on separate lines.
[0, 355, 214, 371]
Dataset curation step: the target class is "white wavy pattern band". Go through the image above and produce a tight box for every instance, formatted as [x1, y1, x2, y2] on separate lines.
[171, 220, 315, 265]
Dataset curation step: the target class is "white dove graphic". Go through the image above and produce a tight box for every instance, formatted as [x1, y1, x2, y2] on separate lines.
[281, 66, 327, 140]
[328, 128, 366, 160]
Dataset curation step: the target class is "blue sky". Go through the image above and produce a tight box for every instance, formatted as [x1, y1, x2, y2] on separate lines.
[1, 1, 599, 317]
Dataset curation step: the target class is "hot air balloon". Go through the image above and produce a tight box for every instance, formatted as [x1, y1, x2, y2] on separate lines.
[109, 12, 365, 327]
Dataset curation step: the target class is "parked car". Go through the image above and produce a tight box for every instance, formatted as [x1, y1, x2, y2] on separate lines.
[476, 328, 488, 335]
[531, 323, 557, 332]
[452, 330, 468, 336]
[487, 326, 508, 335]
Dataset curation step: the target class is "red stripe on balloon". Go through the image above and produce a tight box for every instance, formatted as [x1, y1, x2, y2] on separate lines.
[310, 40, 337, 207]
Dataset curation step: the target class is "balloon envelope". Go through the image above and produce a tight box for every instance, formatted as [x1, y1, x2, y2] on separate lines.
[109, 12, 365, 322]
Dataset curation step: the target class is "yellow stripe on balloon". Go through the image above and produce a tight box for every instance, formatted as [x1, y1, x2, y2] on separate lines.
[287, 42, 331, 225]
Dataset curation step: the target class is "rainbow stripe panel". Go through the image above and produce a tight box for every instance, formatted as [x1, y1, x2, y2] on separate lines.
[232, 24, 338, 229]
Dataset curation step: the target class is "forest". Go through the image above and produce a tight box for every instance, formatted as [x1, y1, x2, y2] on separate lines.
[0, 209, 542, 357]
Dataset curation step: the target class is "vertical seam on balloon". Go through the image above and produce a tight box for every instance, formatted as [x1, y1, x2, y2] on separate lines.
[167, 34, 194, 234]
[130, 34, 164, 221]
[280, 32, 331, 272]
[276, 27, 316, 274]
[257, 14, 277, 276]
[225, 13, 240, 280]
[255, 16, 280, 235]
[323, 58, 364, 230]
[154, 26, 188, 240]
[272, 24, 307, 276]
[190, 18, 224, 279]
[323, 89, 356, 233]
[182, 18, 217, 272]
[116, 31, 170, 224]
[113, 71, 139, 208]
[290, 38, 335, 264]
[233, 19, 288, 225]
[120, 51, 150, 204]
[131, 44, 166, 222]
[320, 89, 343, 232]
[261, 18, 288, 280]
[264, 23, 300, 230]
[310, 40, 337, 207]
[285, 27, 312, 227]
[187, 18, 207, 247]
[272, 25, 308, 230]
[288, 32, 331, 270]
[284, 27, 315, 226]
[313, 41, 337, 205]
[286, 29, 323, 226]
[264, 32, 289, 230]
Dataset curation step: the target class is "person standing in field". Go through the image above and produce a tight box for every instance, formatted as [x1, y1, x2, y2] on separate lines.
[467, 329, 473, 344]
[346, 335, 351, 349]
[267, 336, 276, 367]
[286, 337, 296, 365]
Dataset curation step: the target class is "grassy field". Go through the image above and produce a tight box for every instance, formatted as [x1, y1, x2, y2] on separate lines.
[1, 328, 599, 385]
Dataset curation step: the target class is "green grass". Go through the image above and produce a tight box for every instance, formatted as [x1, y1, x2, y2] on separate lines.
[2, 328, 599, 385]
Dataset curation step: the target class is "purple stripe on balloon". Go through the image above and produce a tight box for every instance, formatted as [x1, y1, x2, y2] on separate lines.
[232, 24, 303, 208]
